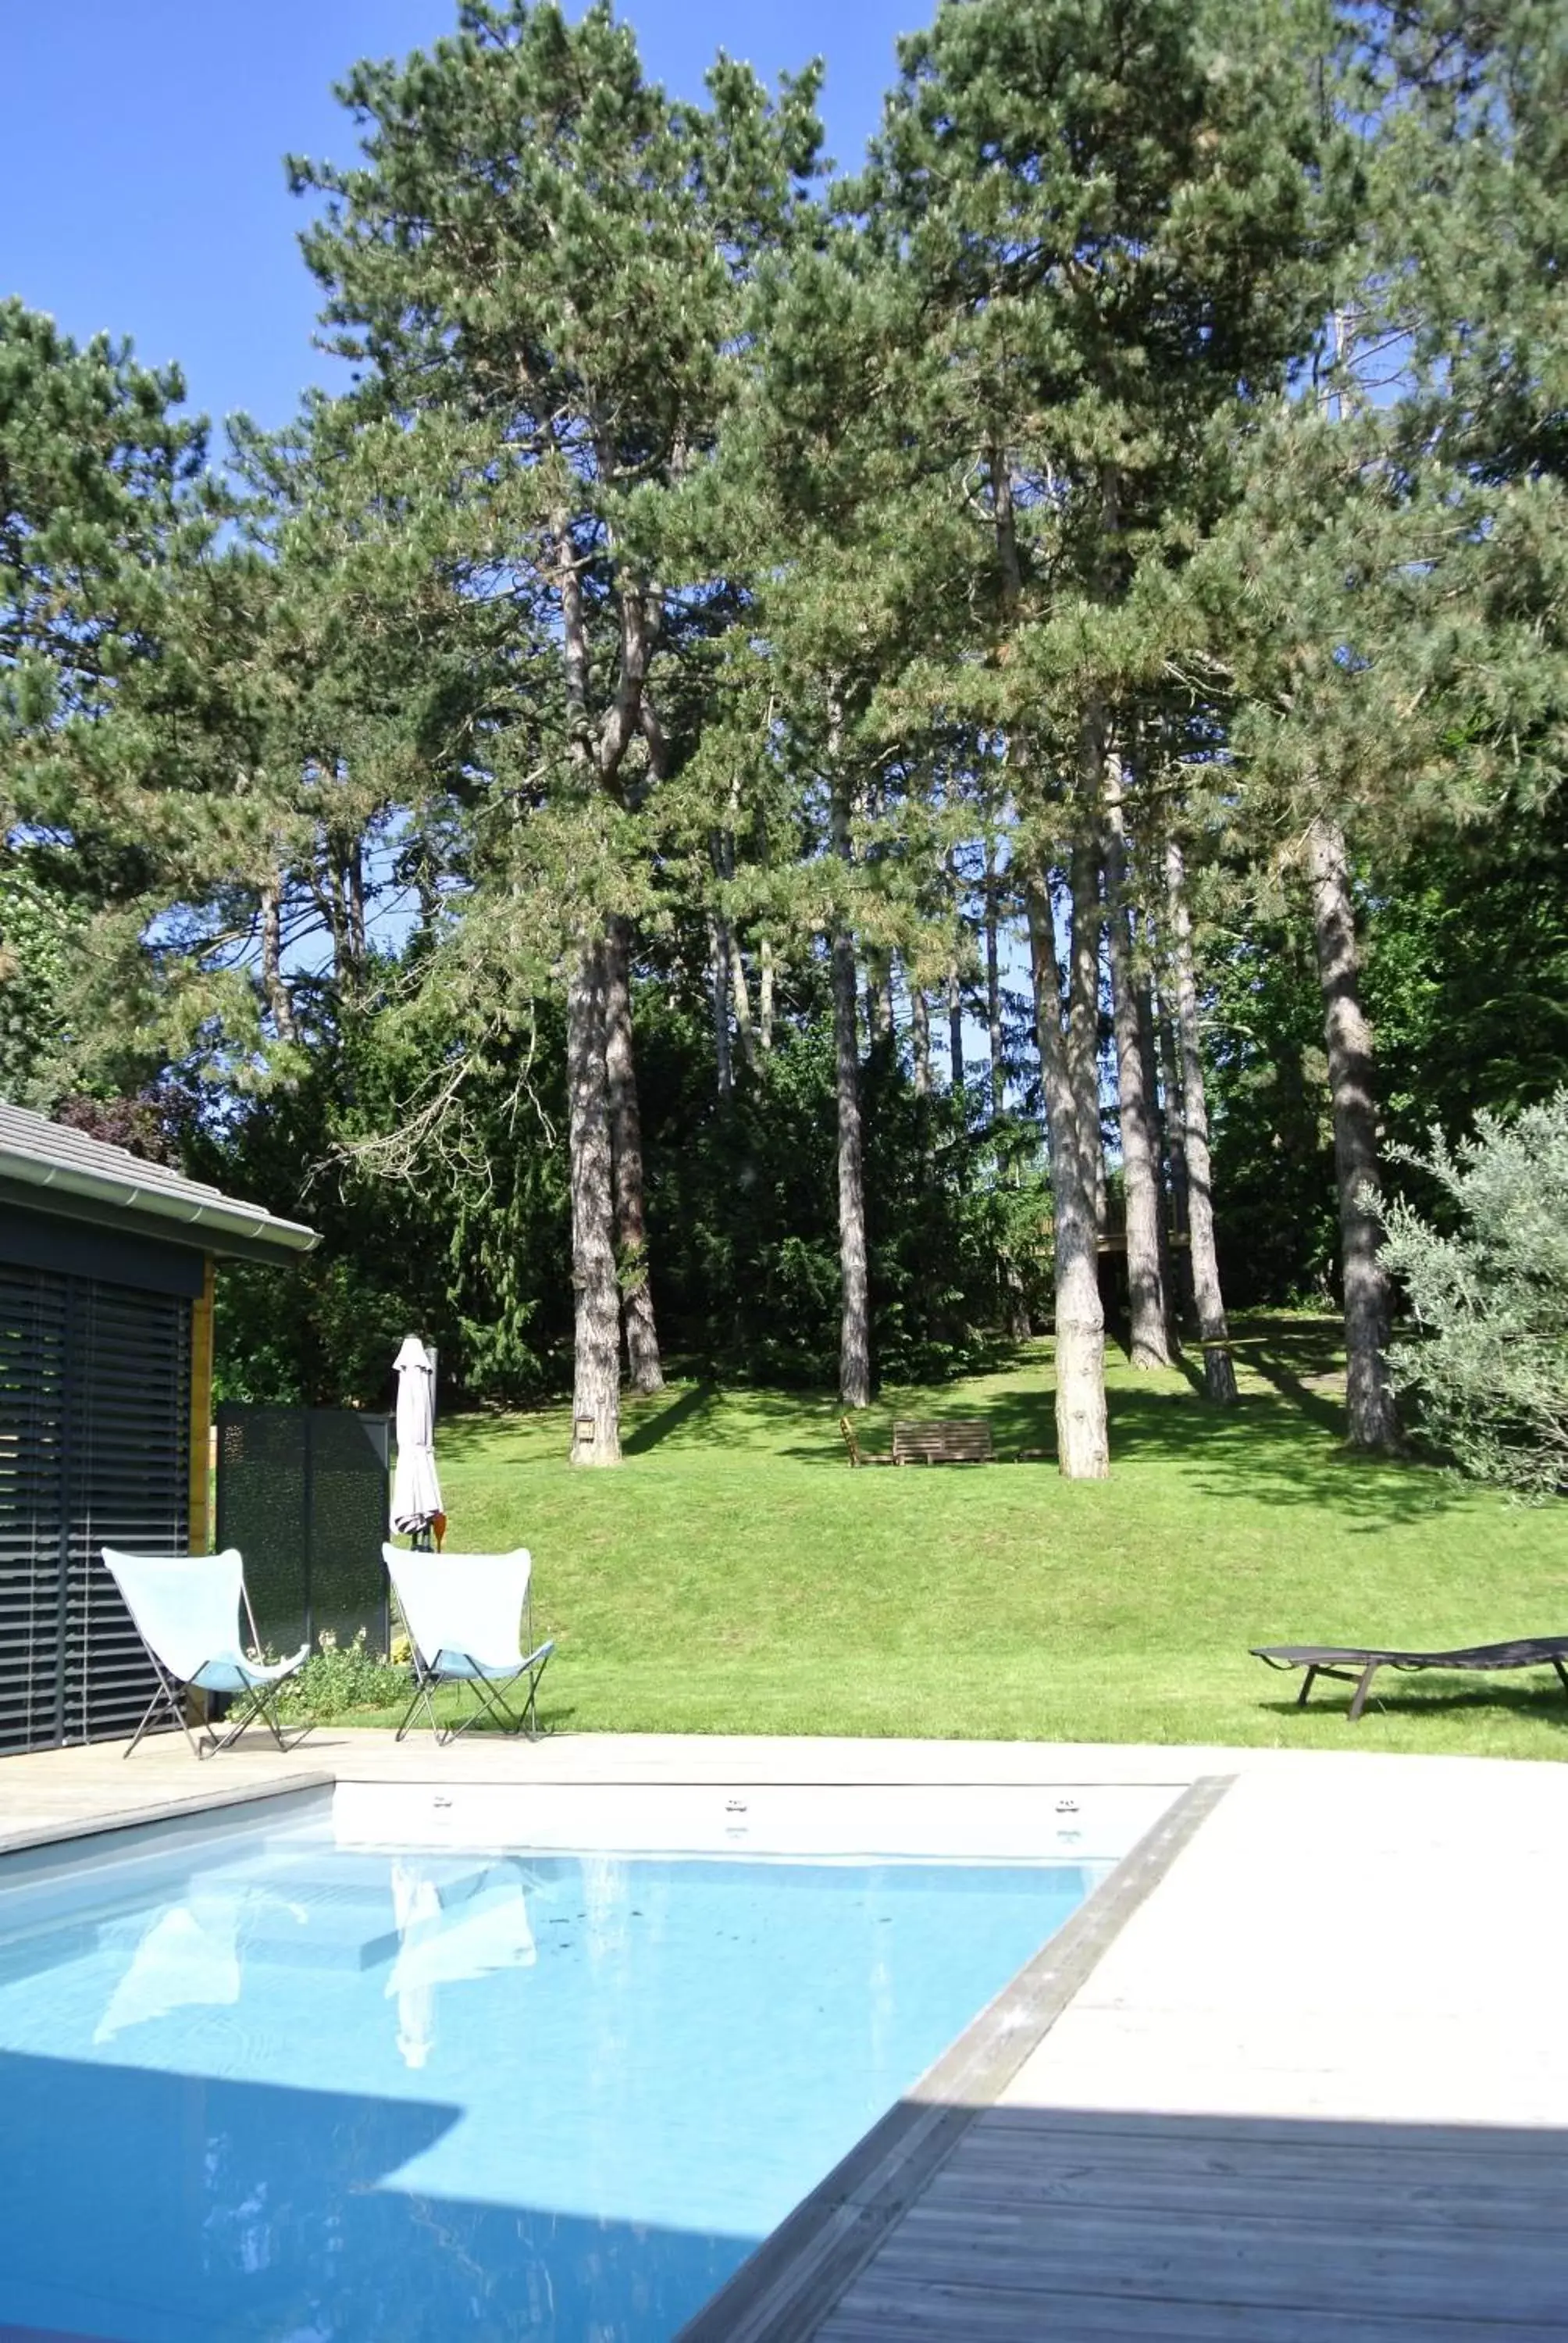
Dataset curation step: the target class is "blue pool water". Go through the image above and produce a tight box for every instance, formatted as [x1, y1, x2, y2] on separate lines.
[0, 1813, 1099, 2342]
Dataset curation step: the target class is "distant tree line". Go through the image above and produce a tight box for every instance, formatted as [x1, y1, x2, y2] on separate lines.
[2, 0, 1564, 1476]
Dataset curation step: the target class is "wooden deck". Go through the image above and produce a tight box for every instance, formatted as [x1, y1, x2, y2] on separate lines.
[804, 1753, 1568, 2343]
[5, 1731, 1568, 2339]
[815, 2107, 1568, 2339]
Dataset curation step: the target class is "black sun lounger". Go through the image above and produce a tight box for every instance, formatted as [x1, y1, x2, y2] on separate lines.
[1253, 1637, 1568, 1722]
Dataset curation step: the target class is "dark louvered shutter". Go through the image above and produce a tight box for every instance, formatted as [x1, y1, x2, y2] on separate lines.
[0, 1264, 69, 1754]
[0, 1261, 190, 1751]
[64, 1278, 191, 1742]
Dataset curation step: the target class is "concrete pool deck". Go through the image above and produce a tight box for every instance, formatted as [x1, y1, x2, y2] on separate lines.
[4, 1729, 1567, 2338]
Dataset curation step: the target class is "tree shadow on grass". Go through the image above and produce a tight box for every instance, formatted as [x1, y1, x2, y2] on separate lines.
[620, 1382, 842, 1455]
[1107, 1390, 1457, 1528]
[826, 1370, 1460, 1532]
[1241, 1318, 1348, 1438]
[437, 1380, 820, 1464]
[622, 1380, 718, 1453]
[439, 1318, 1466, 1534]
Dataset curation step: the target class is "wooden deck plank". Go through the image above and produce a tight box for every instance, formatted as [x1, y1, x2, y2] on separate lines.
[853, 2204, 1568, 2323]
[926, 2157, 1568, 2233]
[817, 2285, 1568, 2342]
[975, 2106, 1568, 2163]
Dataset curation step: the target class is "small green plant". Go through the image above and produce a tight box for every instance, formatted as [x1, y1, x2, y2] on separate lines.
[273, 1627, 410, 1721]
[1383, 1093, 1568, 1496]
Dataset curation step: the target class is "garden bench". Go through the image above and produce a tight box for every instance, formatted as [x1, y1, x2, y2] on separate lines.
[893, 1418, 994, 1466]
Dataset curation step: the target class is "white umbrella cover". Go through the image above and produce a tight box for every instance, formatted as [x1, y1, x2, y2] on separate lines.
[390, 1336, 443, 1535]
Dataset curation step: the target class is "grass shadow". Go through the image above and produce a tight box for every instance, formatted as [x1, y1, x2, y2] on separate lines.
[622, 1381, 718, 1455]
[778, 1372, 1456, 1529]
[1242, 1321, 1347, 1438]
[1111, 1389, 1456, 1526]
[1256, 1681, 1568, 1730]
[911, 1358, 1460, 1530]
[437, 1315, 1468, 1534]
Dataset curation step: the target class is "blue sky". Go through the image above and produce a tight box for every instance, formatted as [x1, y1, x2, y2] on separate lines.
[6, 0, 921, 443]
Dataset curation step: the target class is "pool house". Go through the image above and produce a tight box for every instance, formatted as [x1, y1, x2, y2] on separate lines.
[0, 1103, 315, 1755]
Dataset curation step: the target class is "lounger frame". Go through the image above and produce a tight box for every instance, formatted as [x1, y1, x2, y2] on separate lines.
[1254, 1637, 1568, 1722]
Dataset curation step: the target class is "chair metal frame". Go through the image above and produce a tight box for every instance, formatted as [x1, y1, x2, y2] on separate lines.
[385, 1542, 554, 1746]
[394, 1624, 554, 1747]
[105, 1548, 310, 1760]
[124, 1642, 306, 1761]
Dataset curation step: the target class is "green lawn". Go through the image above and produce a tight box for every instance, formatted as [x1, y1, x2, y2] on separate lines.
[371, 1317, 1568, 1757]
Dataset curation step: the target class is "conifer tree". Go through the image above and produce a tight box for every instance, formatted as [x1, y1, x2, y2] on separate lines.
[0, 301, 282, 1100]
[1, 304, 219, 905]
[290, 1, 821, 1460]
[859, 0, 1338, 1472]
[1201, 0, 1566, 1448]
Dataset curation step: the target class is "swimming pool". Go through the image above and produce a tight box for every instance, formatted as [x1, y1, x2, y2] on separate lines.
[0, 1793, 1139, 2341]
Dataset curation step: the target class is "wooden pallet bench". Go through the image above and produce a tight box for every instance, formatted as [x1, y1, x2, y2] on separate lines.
[892, 1418, 994, 1466]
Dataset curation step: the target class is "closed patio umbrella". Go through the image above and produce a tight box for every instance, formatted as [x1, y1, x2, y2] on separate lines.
[390, 1336, 444, 1542]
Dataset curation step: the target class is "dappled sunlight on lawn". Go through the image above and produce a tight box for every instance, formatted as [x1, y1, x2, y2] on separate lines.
[408, 1317, 1568, 1759]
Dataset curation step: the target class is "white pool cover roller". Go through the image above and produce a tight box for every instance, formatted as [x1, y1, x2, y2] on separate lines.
[391, 1335, 443, 1535]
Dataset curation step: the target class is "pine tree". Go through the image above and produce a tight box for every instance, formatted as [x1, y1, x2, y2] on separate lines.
[1191, 1, 1568, 1447]
[857, 0, 1340, 1471]
[0, 305, 219, 915]
[291, 2, 821, 1460]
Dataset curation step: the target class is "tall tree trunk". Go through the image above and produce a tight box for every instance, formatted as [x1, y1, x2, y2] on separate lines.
[568, 930, 622, 1465]
[831, 766, 871, 1410]
[348, 841, 367, 965]
[729, 936, 758, 1072]
[340, 840, 367, 1003]
[864, 956, 893, 1054]
[1166, 841, 1238, 1405]
[1103, 779, 1171, 1368]
[758, 936, 775, 1053]
[985, 851, 1005, 1118]
[1001, 1262, 1032, 1339]
[715, 809, 757, 1075]
[874, 952, 895, 1047]
[1068, 837, 1107, 1244]
[604, 914, 663, 1396]
[1027, 853, 1109, 1479]
[1136, 967, 1180, 1349]
[259, 875, 297, 1043]
[833, 925, 871, 1408]
[1089, 1121, 1107, 1239]
[1156, 1001, 1191, 1254]
[946, 963, 964, 1090]
[911, 976, 932, 1096]
[1306, 813, 1399, 1450]
[708, 911, 733, 1100]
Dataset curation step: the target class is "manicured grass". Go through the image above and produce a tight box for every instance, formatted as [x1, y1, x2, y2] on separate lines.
[369, 1317, 1568, 1756]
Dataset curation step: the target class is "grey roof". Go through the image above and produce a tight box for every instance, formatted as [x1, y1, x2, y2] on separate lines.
[0, 1102, 317, 1261]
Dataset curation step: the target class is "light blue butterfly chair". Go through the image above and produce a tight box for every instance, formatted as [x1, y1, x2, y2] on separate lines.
[383, 1544, 554, 1745]
[101, 1547, 309, 1759]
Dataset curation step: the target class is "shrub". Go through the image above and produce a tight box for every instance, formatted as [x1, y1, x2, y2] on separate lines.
[273, 1628, 409, 1721]
[1382, 1093, 1568, 1496]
